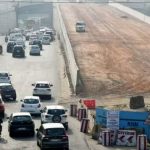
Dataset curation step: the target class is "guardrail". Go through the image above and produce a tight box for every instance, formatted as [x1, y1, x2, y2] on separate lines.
[54, 4, 80, 94]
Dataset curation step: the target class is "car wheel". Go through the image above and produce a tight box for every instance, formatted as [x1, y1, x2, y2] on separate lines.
[1, 112, 4, 118]
[41, 120, 43, 124]
[9, 131, 14, 137]
[37, 140, 40, 146]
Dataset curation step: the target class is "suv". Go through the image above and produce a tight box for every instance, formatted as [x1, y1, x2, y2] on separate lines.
[36, 123, 69, 150]
[8, 112, 35, 137]
[41, 105, 68, 130]
[0, 97, 5, 118]
[0, 83, 16, 101]
[12, 45, 25, 58]
[76, 20, 86, 32]
[0, 71, 12, 83]
[32, 81, 53, 99]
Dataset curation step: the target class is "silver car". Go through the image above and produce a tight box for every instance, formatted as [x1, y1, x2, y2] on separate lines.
[30, 45, 40, 56]
[0, 71, 12, 83]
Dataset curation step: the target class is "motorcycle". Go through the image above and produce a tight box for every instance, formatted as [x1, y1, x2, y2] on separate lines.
[0, 45, 2, 55]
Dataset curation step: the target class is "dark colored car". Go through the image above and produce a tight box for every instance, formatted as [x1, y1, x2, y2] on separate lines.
[8, 112, 35, 137]
[0, 97, 5, 118]
[32, 40, 42, 50]
[36, 123, 69, 150]
[12, 45, 25, 58]
[7, 41, 16, 53]
[0, 83, 17, 101]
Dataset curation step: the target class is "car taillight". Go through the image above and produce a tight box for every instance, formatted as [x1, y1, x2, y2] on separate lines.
[22, 104, 24, 107]
[38, 104, 41, 108]
[62, 135, 68, 141]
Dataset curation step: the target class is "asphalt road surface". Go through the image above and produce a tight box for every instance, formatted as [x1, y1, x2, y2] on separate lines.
[0, 36, 90, 150]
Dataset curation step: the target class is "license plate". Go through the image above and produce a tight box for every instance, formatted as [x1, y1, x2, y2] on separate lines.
[51, 139, 60, 142]
[18, 128, 26, 131]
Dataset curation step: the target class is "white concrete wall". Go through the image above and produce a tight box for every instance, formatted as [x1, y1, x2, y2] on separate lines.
[54, 4, 79, 93]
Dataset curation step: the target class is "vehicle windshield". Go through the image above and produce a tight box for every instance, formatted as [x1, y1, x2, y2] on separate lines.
[45, 128, 65, 136]
[0, 73, 8, 77]
[24, 99, 39, 104]
[13, 116, 31, 122]
[36, 83, 49, 88]
[47, 109, 65, 115]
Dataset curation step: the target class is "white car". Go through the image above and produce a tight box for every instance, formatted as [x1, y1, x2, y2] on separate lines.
[42, 35, 51, 45]
[0, 71, 12, 83]
[41, 105, 68, 130]
[32, 81, 53, 99]
[30, 45, 40, 56]
[20, 96, 42, 115]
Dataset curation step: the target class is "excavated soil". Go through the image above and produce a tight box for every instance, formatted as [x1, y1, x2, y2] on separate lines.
[60, 4, 150, 101]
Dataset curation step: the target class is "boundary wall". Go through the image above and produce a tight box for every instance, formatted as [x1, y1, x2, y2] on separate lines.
[109, 2, 150, 24]
[54, 4, 80, 94]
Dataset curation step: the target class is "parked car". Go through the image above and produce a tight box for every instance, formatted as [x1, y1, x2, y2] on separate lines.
[30, 45, 41, 56]
[0, 71, 12, 83]
[8, 112, 35, 137]
[7, 41, 16, 53]
[20, 96, 42, 115]
[12, 45, 25, 58]
[36, 123, 69, 150]
[32, 81, 53, 99]
[0, 97, 5, 118]
[0, 83, 16, 101]
[42, 35, 51, 45]
[41, 105, 68, 130]
[32, 39, 42, 50]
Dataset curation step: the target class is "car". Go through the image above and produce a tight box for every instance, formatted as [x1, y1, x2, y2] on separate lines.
[0, 71, 12, 83]
[20, 96, 42, 115]
[36, 123, 69, 150]
[42, 35, 51, 45]
[76, 20, 86, 32]
[41, 105, 68, 130]
[32, 81, 53, 99]
[0, 83, 16, 101]
[12, 45, 25, 58]
[30, 45, 41, 56]
[7, 41, 16, 53]
[0, 97, 5, 118]
[32, 39, 42, 50]
[29, 37, 37, 45]
[15, 39, 25, 49]
[8, 112, 35, 137]
[45, 30, 55, 41]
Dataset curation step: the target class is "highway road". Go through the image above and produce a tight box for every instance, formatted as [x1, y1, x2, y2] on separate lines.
[0, 37, 90, 150]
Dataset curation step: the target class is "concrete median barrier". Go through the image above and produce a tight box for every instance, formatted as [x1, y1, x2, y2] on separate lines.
[54, 4, 81, 94]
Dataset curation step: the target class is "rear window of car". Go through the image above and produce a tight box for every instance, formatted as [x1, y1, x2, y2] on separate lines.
[13, 116, 31, 122]
[14, 46, 23, 51]
[0, 73, 8, 77]
[47, 109, 65, 115]
[0, 85, 13, 90]
[45, 128, 65, 136]
[43, 36, 49, 40]
[36, 83, 49, 88]
[24, 99, 39, 104]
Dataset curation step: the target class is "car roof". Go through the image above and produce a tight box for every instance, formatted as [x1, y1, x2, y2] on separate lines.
[12, 112, 31, 117]
[42, 123, 64, 129]
[24, 96, 40, 99]
[35, 81, 50, 84]
[46, 105, 65, 110]
[0, 83, 11, 86]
